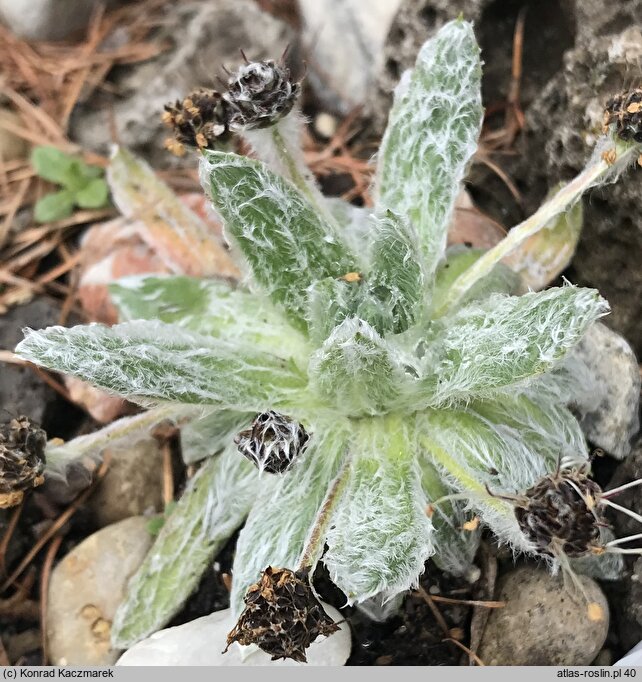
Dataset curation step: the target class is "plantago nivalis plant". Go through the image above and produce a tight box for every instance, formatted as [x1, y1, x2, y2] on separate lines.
[15, 20, 642, 660]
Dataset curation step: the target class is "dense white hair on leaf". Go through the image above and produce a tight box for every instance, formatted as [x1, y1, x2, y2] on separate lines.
[367, 211, 426, 334]
[322, 417, 435, 605]
[417, 391, 591, 552]
[308, 317, 409, 416]
[375, 19, 483, 288]
[16, 320, 308, 410]
[415, 286, 609, 408]
[112, 445, 259, 648]
[200, 151, 359, 330]
[109, 274, 310, 365]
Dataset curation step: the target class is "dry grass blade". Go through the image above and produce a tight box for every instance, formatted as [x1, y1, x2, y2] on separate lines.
[443, 637, 486, 666]
[429, 594, 505, 608]
[415, 586, 450, 637]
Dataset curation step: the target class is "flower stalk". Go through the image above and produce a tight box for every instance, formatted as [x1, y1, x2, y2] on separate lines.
[435, 138, 641, 316]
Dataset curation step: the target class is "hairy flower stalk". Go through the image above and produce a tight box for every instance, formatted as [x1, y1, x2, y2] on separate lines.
[14, 22, 642, 661]
[434, 136, 641, 316]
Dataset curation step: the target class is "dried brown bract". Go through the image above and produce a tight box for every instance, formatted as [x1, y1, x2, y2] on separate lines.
[514, 467, 602, 558]
[224, 57, 301, 131]
[0, 416, 47, 508]
[234, 411, 310, 474]
[603, 88, 642, 143]
[225, 566, 340, 662]
[162, 88, 231, 156]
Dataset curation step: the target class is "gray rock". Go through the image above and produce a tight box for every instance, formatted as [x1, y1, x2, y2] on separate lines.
[72, 0, 292, 165]
[569, 323, 640, 459]
[299, 0, 402, 114]
[478, 566, 609, 665]
[0, 0, 117, 42]
[47, 517, 153, 666]
[117, 603, 351, 666]
[88, 438, 164, 527]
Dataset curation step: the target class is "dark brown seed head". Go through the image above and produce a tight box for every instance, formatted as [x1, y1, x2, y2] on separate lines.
[162, 88, 231, 155]
[515, 468, 603, 558]
[0, 416, 47, 508]
[234, 411, 310, 474]
[224, 59, 300, 131]
[225, 566, 340, 662]
[603, 88, 642, 143]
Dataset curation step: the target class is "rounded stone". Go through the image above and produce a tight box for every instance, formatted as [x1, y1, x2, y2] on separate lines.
[47, 516, 154, 666]
[478, 566, 609, 666]
[117, 603, 351, 666]
[88, 438, 164, 527]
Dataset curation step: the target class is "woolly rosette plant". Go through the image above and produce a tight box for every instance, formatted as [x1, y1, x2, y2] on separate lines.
[15, 20, 642, 656]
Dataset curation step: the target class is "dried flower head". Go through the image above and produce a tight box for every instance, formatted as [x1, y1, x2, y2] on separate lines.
[0, 416, 47, 508]
[486, 461, 642, 565]
[224, 566, 340, 662]
[162, 88, 231, 156]
[224, 57, 300, 131]
[234, 411, 310, 474]
[603, 88, 642, 142]
[514, 466, 603, 558]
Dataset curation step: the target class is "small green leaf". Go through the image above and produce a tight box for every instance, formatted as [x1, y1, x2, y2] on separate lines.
[368, 211, 425, 333]
[112, 446, 258, 647]
[33, 190, 74, 223]
[145, 515, 165, 537]
[109, 275, 308, 363]
[201, 151, 359, 330]
[16, 321, 307, 410]
[31, 146, 79, 186]
[74, 177, 109, 209]
[323, 416, 434, 604]
[375, 19, 483, 287]
[416, 287, 609, 407]
[503, 183, 583, 291]
[305, 276, 388, 344]
[230, 423, 349, 616]
[309, 318, 407, 416]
